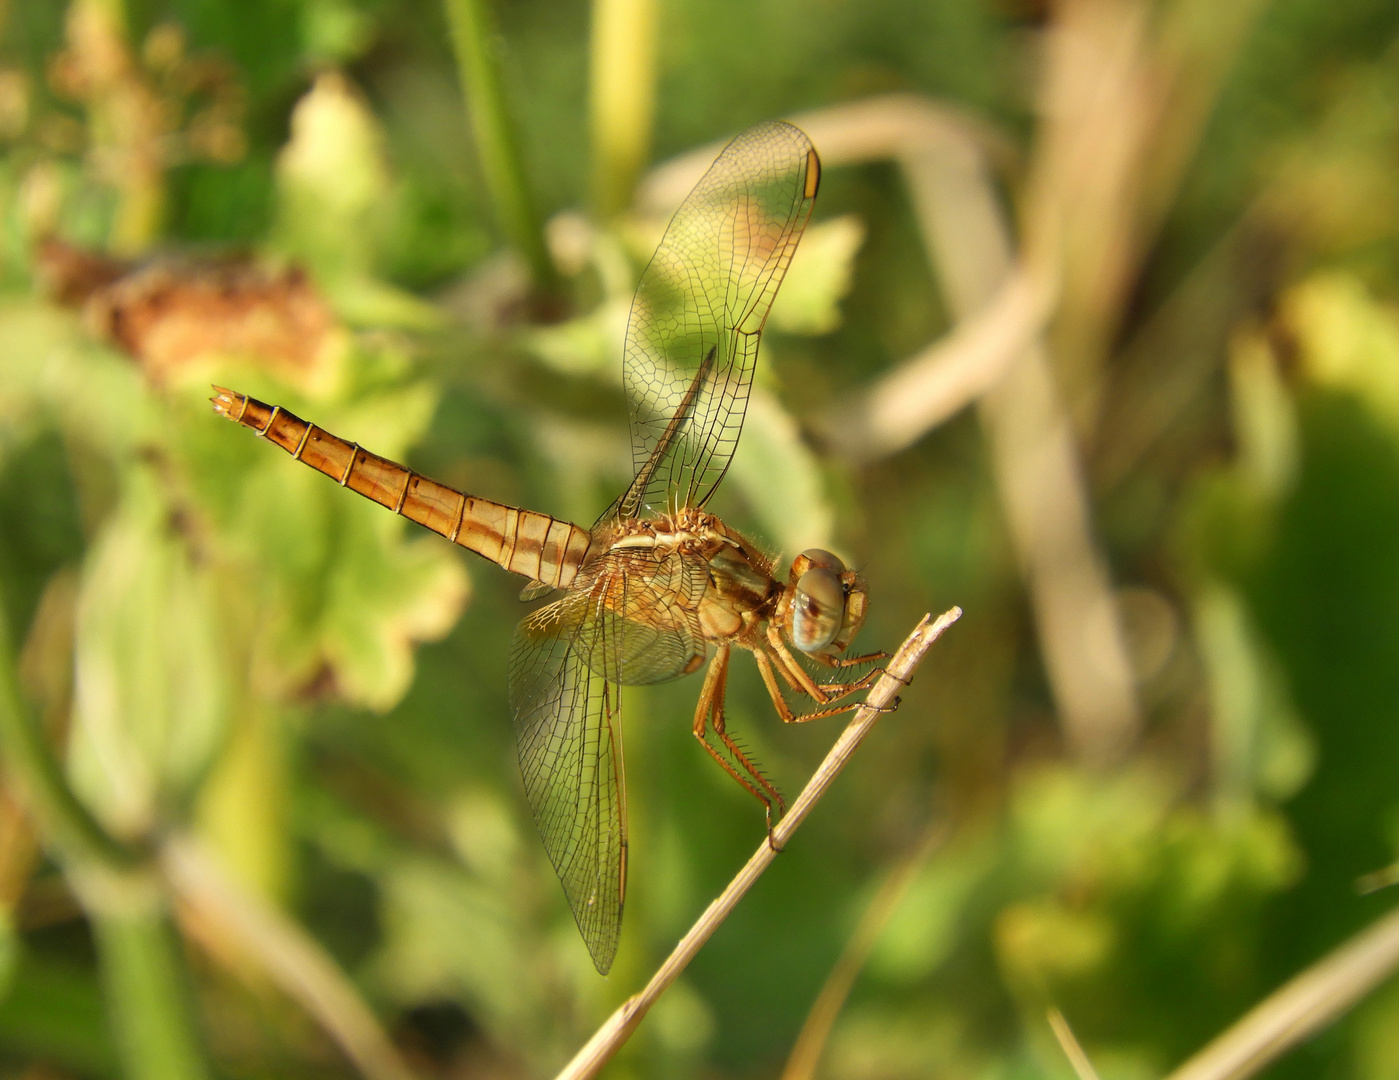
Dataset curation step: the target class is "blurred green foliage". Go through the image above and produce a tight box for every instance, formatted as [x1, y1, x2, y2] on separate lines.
[2, 1, 1399, 1079]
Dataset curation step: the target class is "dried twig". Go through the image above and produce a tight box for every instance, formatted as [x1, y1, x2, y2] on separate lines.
[897, 96, 1142, 763]
[816, 266, 1054, 464]
[162, 834, 420, 1080]
[1163, 903, 1399, 1080]
[1047, 1007, 1102, 1080]
[554, 608, 962, 1080]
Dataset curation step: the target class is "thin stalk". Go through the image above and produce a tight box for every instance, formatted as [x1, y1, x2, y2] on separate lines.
[554, 608, 962, 1080]
[163, 833, 420, 1080]
[589, 0, 658, 219]
[780, 819, 949, 1080]
[94, 905, 214, 1080]
[443, 0, 560, 299]
[1163, 902, 1399, 1080]
[1047, 1007, 1103, 1080]
[0, 595, 131, 870]
[0, 595, 213, 1080]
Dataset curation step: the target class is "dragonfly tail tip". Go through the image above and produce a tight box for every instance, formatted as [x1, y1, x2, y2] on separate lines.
[209, 385, 241, 418]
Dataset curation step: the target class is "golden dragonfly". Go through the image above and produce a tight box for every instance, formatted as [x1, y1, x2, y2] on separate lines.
[213, 120, 887, 974]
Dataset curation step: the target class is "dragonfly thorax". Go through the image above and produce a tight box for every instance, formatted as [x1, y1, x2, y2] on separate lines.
[607, 513, 871, 665]
[595, 510, 781, 642]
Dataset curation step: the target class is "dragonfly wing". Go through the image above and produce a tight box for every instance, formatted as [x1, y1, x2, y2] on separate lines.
[508, 555, 709, 972]
[509, 593, 628, 975]
[611, 120, 820, 520]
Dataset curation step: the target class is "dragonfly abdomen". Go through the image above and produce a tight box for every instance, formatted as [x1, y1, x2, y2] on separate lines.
[211, 387, 593, 589]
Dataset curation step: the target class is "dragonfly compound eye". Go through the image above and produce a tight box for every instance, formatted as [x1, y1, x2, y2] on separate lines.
[797, 547, 845, 575]
[792, 563, 846, 653]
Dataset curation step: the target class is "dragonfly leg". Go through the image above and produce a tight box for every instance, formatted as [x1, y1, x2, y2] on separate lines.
[814, 666, 884, 697]
[692, 644, 786, 833]
[754, 642, 901, 724]
[816, 649, 893, 668]
[762, 639, 820, 698]
[764, 624, 833, 703]
[806, 647, 912, 688]
[764, 626, 900, 702]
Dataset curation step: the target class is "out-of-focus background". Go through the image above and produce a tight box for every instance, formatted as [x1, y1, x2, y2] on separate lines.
[2, 0, 1399, 1077]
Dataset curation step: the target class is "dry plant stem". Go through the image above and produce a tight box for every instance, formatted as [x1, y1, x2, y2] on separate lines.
[779, 819, 950, 1080]
[1357, 861, 1399, 896]
[1163, 902, 1399, 1080]
[555, 608, 962, 1080]
[820, 265, 1053, 462]
[800, 98, 1052, 463]
[162, 834, 420, 1080]
[901, 104, 1141, 763]
[1019, 0, 1153, 421]
[1022, 0, 1268, 428]
[978, 337, 1141, 763]
[1047, 1007, 1102, 1080]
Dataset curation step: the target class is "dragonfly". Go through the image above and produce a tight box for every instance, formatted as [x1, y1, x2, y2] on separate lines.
[212, 119, 887, 974]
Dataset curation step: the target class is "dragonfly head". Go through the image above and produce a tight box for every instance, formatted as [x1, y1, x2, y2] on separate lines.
[782, 549, 869, 656]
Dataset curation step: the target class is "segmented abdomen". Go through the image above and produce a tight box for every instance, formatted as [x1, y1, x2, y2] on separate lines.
[211, 387, 593, 590]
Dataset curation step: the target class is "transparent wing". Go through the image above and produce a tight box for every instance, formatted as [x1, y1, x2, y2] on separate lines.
[508, 558, 704, 973]
[509, 593, 627, 975]
[609, 120, 820, 520]
[586, 548, 710, 684]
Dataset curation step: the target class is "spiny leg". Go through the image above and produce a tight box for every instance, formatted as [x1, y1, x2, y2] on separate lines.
[814, 665, 885, 697]
[810, 648, 893, 669]
[764, 623, 832, 703]
[799, 635, 912, 688]
[692, 644, 786, 831]
[762, 625, 889, 703]
[753, 643, 901, 725]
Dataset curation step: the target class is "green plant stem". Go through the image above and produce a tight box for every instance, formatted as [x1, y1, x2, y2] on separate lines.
[0, 600, 130, 870]
[94, 905, 214, 1080]
[443, 0, 560, 299]
[0, 597, 213, 1080]
[589, 0, 657, 219]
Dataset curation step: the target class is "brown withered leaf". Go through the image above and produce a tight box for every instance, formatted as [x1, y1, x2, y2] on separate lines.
[33, 236, 127, 305]
[36, 237, 336, 380]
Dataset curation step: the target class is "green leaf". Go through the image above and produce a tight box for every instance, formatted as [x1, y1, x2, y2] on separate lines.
[726, 385, 835, 557]
[66, 469, 232, 836]
[769, 213, 865, 336]
[1285, 272, 1399, 441]
[274, 71, 401, 316]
